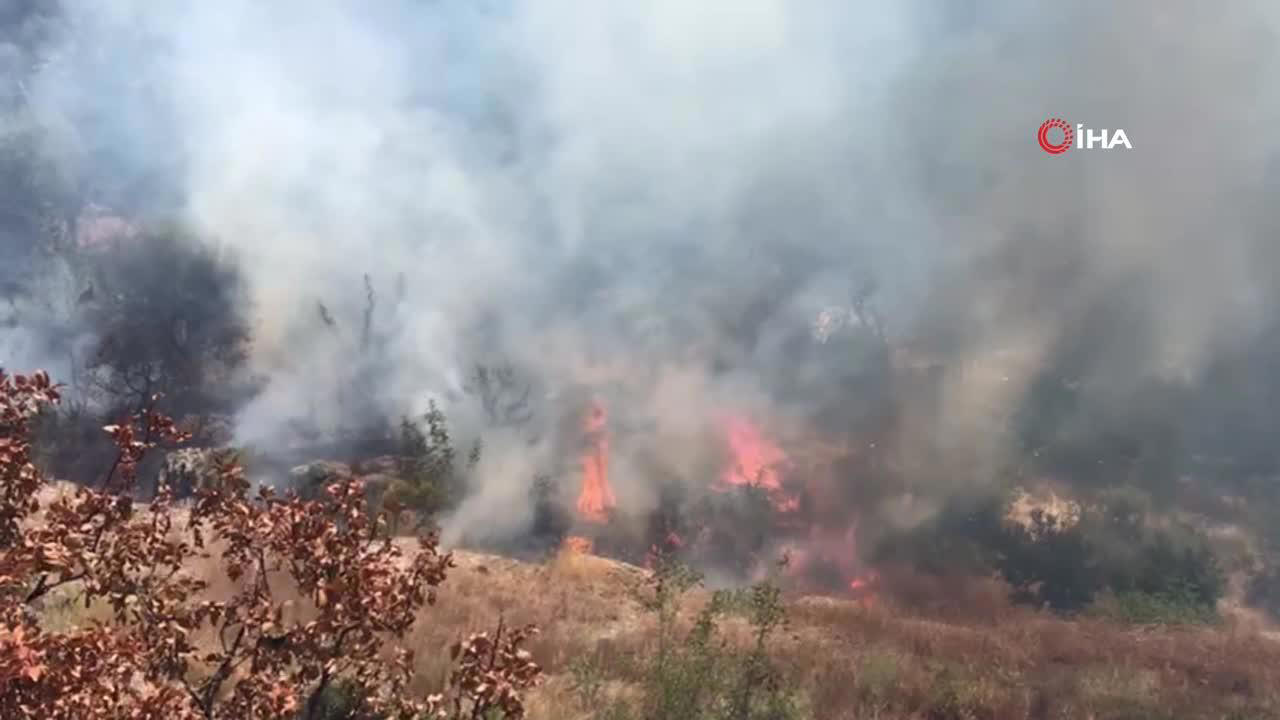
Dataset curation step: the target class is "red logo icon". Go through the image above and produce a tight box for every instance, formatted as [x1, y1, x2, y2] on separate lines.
[1037, 118, 1073, 154]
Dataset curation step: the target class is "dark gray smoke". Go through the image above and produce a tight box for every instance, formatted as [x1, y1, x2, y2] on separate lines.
[6, 1, 1280, 547]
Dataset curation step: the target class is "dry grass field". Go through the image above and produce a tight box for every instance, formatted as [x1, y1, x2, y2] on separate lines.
[465, 549, 1280, 720]
[25, 477, 1280, 720]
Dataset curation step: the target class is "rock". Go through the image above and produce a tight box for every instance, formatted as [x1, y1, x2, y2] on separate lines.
[287, 461, 404, 507]
[356, 472, 398, 503]
[288, 460, 353, 499]
[353, 455, 399, 476]
[161, 448, 231, 496]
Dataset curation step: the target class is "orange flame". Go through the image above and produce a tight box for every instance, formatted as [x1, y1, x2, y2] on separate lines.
[576, 399, 616, 524]
[778, 525, 879, 606]
[720, 417, 798, 512]
[563, 535, 594, 554]
[848, 571, 879, 608]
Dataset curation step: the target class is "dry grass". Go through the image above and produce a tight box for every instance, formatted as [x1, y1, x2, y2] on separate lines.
[436, 551, 1280, 720]
[780, 594, 1280, 719]
[34, 538, 1280, 719]
[398, 545, 654, 695]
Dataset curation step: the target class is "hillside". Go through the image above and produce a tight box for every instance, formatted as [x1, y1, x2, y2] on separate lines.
[25, 474, 1280, 719]
[353, 547, 1280, 719]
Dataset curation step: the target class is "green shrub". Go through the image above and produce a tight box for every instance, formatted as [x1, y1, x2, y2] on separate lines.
[874, 491, 1226, 617]
[871, 492, 1006, 576]
[854, 651, 900, 706]
[1092, 590, 1220, 626]
[1246, 566, 1280, 620]
[1123, 534, 1224, 608]
[925, 664, 997, 720]
[999, 511, 1224, 616]
[383, 400, 478, 529]
[996, 508, 1101, 612]
[575, 555, 807, 720]
[529, 472, 572, 548]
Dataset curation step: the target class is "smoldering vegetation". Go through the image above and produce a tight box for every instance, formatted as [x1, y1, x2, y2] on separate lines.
[4, 1, 1280, 620]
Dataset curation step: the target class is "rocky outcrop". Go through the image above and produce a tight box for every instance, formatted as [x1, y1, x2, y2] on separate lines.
[288, 458, 401, 507]
[161, 448, 234, 496]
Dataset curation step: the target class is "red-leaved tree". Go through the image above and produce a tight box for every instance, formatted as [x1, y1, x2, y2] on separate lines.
[0, 369, 541, 720]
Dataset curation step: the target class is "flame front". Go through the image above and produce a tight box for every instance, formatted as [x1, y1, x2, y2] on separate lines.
[576, 399, 616, 524]
[566, 403, 877, 599]
[777, 524, 879, 606]
[720, 417, 798, 512]
[848, 570, 879, 607]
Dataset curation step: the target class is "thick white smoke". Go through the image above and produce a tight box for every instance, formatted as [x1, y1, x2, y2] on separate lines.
[10, 1, 1280, 544]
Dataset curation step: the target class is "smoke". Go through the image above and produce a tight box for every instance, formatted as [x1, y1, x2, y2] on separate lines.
[9, 1, 1280, 547]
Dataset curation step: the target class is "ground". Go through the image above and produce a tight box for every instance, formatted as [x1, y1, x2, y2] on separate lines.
[418, 548, 1280, 719]
[29, 480, 1280, 719]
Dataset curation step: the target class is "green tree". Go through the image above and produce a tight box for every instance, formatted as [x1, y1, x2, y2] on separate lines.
[383, 400, 478, 531]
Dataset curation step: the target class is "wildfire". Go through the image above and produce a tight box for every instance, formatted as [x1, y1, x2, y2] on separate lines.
[777, 525, 879, 606]
[720, 417, 799, 512]
[576, 399, 616, 524]
[848, 571, 880, 608]
[561, 400, 877, 605]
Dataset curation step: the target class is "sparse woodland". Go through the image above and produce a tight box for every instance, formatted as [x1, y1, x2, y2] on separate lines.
[9, 6, 1280, 718]
[5, 368, 1280, 720]
[2, 221, 1280, 720]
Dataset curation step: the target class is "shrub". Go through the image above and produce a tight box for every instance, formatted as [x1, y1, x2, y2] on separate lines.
[854, 650, 900, 707]
[1246, 566, 1280, 620]
[384, 400, 478, 531]
[999, 508, 1224, 616]
[1123, 534, 1224, 610]
[574, 553, 806, 720]
[686, 484, 779, 583]
[529, 473, 572, 550]
[426, 618, 543, 719]
[875, 491, 1226, 617]
[871, 493, 1006, 577]
[1091, 590, 1220, 626]
[996, 507, 1101, 612]
[925, 663, 999, 720]
[0, 368, 541, 719]
[871, 492, 1103, 612]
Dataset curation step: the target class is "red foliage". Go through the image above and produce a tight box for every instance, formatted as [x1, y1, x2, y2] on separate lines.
[0, 369, 541, 719]
[424, 619, 542, 720]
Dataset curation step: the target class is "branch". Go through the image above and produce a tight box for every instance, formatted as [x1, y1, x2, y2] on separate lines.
[24, 571, 87, 604]
[200, 623, 247, 716]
